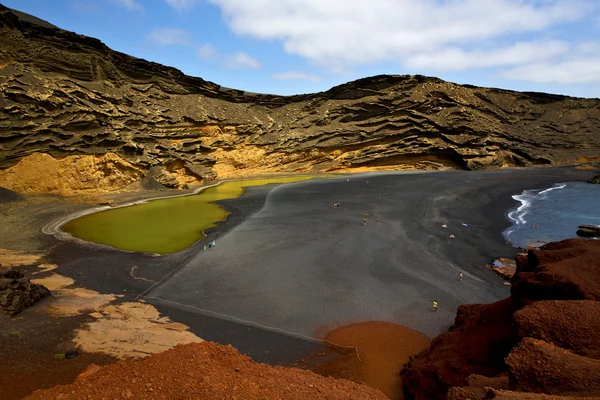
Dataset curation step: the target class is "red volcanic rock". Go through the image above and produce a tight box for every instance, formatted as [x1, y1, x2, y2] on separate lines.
[25, 341, 388, 400]
[506, 338, 600, 395]
[402, 239, 600, 400]
[514, 300, 600, 359]
[448, 387, 597, 400]
[401, 298, 517, 400]
[466, 373, 510, 390]
[512, 239, 600, 304]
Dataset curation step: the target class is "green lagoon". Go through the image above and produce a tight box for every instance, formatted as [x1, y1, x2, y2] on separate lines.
[63, 176, 314, 255]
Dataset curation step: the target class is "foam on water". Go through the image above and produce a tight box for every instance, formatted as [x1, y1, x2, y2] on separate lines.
[503, 182, 600, 248]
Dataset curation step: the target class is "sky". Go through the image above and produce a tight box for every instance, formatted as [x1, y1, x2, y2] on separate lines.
[2, 0, 600, 98]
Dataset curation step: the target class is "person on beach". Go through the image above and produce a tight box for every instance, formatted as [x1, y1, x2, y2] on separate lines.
[212, 239, 216, 247]
[433, 300, 438, 312]
[208, 242, 212, 249]
[459, 272, 463, 281]
[363, 218, 367, 226]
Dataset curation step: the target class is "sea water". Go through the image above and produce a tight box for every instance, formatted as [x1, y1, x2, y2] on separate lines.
[503, 182, 600, 248]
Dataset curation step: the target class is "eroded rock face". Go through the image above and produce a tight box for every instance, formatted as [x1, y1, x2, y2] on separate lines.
[512, 239, 600, 304]
[506, 338, 600, 395]
[0, 269, 50, 316]
[0, 152, 142, 195]
[514, 300, 600, 360]
[401, 239, 600, 400]
[2, 5, 600, 193]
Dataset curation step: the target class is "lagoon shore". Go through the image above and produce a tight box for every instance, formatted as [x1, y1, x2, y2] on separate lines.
[0, 167, 595, 399]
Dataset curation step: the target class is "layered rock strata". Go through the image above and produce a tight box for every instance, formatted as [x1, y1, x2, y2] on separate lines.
[2, 5, 600, 194]
[401, 239, 600, 399]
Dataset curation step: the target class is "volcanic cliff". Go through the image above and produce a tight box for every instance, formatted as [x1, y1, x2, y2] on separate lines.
[1, 5, 600, 194]
[401, 238, 600, 399]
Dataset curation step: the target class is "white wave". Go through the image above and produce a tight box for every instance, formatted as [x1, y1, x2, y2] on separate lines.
[508, 193, 533, 225]
[539, 183, 567, 196]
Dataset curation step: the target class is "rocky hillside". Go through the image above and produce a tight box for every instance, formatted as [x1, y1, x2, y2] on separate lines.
[401, 238, 600, 399]
[1, 5, 600, 194]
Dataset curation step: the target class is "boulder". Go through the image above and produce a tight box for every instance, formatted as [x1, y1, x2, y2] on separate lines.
[143, 166, 179, 189]
[514, 300, 600, 359]
[512, 239, 600, 303]
[506, 338, 600, 395]
[576, 224, 600, 238]
[0, 269, 50, 316]
[185, 163, 217, 181]
[588, 174, 600, 184]
[489, 257, 517, 280]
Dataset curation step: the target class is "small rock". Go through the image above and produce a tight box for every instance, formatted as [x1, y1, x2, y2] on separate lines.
[10, 330, 20, 338]
[577, 224, 600, 238]
[65, 350, 79, 359]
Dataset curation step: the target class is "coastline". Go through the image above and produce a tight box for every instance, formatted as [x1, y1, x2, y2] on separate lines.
[0, 166, 596, 399]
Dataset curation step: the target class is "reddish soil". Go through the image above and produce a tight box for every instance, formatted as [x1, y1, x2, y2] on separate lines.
[303, 321, 430, 400]
[401, 239, 600, 400]
[25, 341, 389, 400]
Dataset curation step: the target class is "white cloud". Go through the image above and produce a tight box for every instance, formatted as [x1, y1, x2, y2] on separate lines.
[107, 0, 142, 11]
[499, 40, 600, 83]
[406, 40, 569, 71]
[271, 72, 321, 82]
[501, 58, 600, 84]
[208, 0, 594, 73]
[197, 43, 218, 60]
[148, 29, 189, 45]
[164, 0, 196, 13]
[222, 52, 261, 69]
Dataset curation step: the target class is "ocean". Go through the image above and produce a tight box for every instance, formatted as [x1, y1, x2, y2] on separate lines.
[503, 182, 600, 249]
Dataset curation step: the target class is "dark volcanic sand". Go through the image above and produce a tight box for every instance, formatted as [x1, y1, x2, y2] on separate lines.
[144, 168, 591, 347]
[0, 307, 115, 400]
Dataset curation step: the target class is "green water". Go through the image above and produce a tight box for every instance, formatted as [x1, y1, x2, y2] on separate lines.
[63, 176, 314, 255]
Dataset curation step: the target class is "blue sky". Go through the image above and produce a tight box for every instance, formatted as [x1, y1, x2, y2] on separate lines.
[3, 0, 600, 98]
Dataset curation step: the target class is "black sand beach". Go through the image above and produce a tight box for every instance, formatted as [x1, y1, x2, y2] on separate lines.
[41, 167, 593, 364]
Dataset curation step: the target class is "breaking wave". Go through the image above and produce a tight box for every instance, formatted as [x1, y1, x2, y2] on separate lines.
[503, 182, 600, 248]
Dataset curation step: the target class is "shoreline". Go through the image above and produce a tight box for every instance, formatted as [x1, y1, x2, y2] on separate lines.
[1, 166, 597, 399]
[41, 175, 323, 254]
